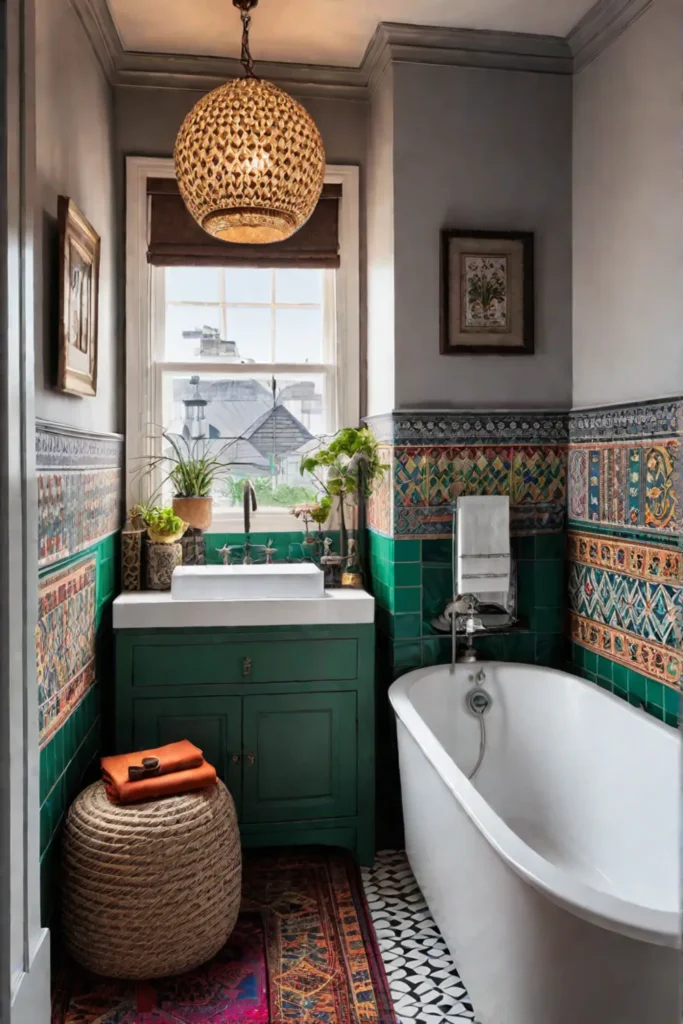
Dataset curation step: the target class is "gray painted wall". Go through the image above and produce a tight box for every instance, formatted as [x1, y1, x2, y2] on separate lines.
[391, 63, 573, 411]
[573, 0, 683, 408]
[366, 66, 396, 417]
[35, 0, 120, 433]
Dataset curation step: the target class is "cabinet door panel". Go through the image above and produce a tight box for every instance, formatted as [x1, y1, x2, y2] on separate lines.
[242, 692, 357, 824]
[132, 696, 242, 813]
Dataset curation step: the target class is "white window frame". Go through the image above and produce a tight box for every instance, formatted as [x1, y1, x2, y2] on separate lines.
[125, 156, 360, 532]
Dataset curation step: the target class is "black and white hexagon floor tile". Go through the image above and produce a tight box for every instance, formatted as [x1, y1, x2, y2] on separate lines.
[361, 850, 479, 1024]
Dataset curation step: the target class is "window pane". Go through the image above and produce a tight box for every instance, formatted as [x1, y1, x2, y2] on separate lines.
[275, 308, 323, 363]
[226, 307, 272, 362]
[161, 372, 327, 511]
[165, 267, 220, 303]
[275, 268, 323, 305]
[224, 267, 272, 304]
[164, 305, 222, 360]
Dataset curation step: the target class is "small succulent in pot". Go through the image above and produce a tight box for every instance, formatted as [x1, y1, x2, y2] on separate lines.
[142, 505, 188, 545]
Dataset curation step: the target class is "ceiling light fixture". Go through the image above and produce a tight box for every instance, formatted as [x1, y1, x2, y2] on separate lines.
[174, 0, 326, 245]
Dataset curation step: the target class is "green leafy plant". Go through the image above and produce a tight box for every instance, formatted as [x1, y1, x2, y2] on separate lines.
[134, 431, 253, 502]
[141, 505, 185, 537]
[300, 427, 389, 556]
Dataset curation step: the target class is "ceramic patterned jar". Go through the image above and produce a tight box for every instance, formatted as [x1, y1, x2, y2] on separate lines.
[146, 542, 182, 591]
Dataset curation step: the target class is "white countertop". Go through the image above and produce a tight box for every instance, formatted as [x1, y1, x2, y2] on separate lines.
[113, 588, 375, 629]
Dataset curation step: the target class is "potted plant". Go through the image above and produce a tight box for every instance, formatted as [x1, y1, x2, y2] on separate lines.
[135, 432, 248, 532]
[142, 505, 187, 545]
[300, 427, 388, 559]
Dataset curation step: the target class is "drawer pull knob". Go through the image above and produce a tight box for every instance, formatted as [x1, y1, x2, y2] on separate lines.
[247, 752, 256, 766]
[243, 657, 252, 677]
[231, 754, 241, 765]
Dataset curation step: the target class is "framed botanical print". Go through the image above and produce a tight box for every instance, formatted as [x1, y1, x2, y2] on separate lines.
[440, 229, 534, 356]
[57, 196, 100, 396]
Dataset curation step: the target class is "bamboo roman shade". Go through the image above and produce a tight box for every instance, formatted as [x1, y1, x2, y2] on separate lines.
[147, 178, 341, 268]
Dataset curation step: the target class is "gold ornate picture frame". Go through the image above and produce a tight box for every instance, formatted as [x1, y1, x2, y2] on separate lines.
[440, 229, 534, 356]
[58, 196, 100, 396]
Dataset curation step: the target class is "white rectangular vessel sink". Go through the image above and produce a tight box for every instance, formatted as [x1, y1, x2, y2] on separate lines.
[171, 563, 325, 601]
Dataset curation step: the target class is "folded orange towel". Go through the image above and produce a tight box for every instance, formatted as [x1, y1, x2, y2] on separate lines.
[103, 761, 218, 804]
[101, 740, 216, 804]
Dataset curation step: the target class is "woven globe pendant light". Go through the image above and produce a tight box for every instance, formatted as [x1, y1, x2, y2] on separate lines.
[174, 0, 326, 245]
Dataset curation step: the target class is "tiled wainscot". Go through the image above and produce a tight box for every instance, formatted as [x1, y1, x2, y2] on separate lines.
[365, 411, 570, 679]
[36, 421, 123, 924]
[567, 399, 682, 726]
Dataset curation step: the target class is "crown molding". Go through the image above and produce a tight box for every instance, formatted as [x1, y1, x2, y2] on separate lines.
[71, 0, 574, 96]
[365, 22, 572, 85]
[68, 0, 123, 80]
[115, 50, 368, 99]
[569, 0, 653, 72]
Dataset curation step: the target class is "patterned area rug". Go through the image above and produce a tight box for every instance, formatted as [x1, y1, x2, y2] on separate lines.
[52, 847, 396, 1024]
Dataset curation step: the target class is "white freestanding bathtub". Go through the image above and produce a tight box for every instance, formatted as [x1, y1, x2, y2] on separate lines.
[389, 663, 681, 1024]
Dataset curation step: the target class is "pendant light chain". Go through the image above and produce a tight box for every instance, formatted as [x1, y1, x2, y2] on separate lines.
[233, 0, 258, 78]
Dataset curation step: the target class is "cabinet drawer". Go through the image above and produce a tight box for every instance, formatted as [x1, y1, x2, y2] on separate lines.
[132, 638, 358, 687]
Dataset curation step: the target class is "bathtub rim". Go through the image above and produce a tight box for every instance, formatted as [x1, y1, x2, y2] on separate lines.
[389, 661, 680, 949]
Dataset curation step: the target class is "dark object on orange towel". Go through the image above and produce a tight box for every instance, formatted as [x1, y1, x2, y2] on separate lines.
[101, 740, 217, 804]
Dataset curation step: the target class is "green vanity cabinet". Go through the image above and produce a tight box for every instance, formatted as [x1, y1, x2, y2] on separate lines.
[114, 624, 375, 864]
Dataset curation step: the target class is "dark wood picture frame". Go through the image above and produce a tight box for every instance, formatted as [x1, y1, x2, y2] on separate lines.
[440, 229, 535, 356]
[57, 195, 100, 396]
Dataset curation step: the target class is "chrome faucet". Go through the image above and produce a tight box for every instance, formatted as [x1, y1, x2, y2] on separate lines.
[243, 480, 257, 538]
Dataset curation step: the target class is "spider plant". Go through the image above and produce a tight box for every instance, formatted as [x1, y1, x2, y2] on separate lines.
[133, 430, 252, 503]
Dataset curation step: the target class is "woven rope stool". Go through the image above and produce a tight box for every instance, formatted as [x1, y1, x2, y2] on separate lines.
[61, 780, 241, 980]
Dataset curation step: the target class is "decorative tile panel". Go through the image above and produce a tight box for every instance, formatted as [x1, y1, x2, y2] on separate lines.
[366, 445, 393, 537]
[569, 399, 682, 444]
[36, 422, 124, 568]
[570, 612, 682, 689]
[568, 531, 682, 583]
[394, 448, 428, 507]
[567, 399, 683, 704]
[568, 562, 682, 649]
[568, 399, 682, 539]
[36, 556, 97, 746]
[366, 410, 569, 446]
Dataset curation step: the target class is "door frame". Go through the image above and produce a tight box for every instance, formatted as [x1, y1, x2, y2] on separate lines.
[0, 0, 50, 1020]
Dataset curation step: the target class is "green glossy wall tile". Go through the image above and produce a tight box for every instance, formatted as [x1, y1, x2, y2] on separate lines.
[393, 588, 421, 614]
[392, 562, 422, 588]
[393, 540, 421, 563]
[421, 539, 453, 564]
[392, 613, 423, 639]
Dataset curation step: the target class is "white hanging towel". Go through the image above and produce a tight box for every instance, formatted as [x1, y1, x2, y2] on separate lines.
[456, 495, 510, 596]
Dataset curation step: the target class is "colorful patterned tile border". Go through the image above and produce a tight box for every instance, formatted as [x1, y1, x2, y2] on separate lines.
[568, 398, 682, 444]
[570, 611, 682, 690]
[568, 561, 682, 649]
[392, 502, 565, 538]
[568, 531, 682, 583]
[366, 410, 569, 446]
[366, 445, 393, 537]
[36, 556, 97, 747]
[568, 398, 683, 539]
[36, 423, 123, 568]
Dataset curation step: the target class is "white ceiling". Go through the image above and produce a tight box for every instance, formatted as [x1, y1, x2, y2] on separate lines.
[107, 0, 595, 67]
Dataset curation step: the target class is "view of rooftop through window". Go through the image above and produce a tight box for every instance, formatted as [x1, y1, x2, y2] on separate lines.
[158, 266, 334, 513]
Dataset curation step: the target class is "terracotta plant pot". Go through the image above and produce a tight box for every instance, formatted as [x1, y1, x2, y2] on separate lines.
[173, 496, 213, 531]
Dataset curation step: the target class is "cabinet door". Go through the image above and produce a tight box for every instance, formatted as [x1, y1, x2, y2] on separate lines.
[133, 696, 242, 813]
[242, 692, 357, 824]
